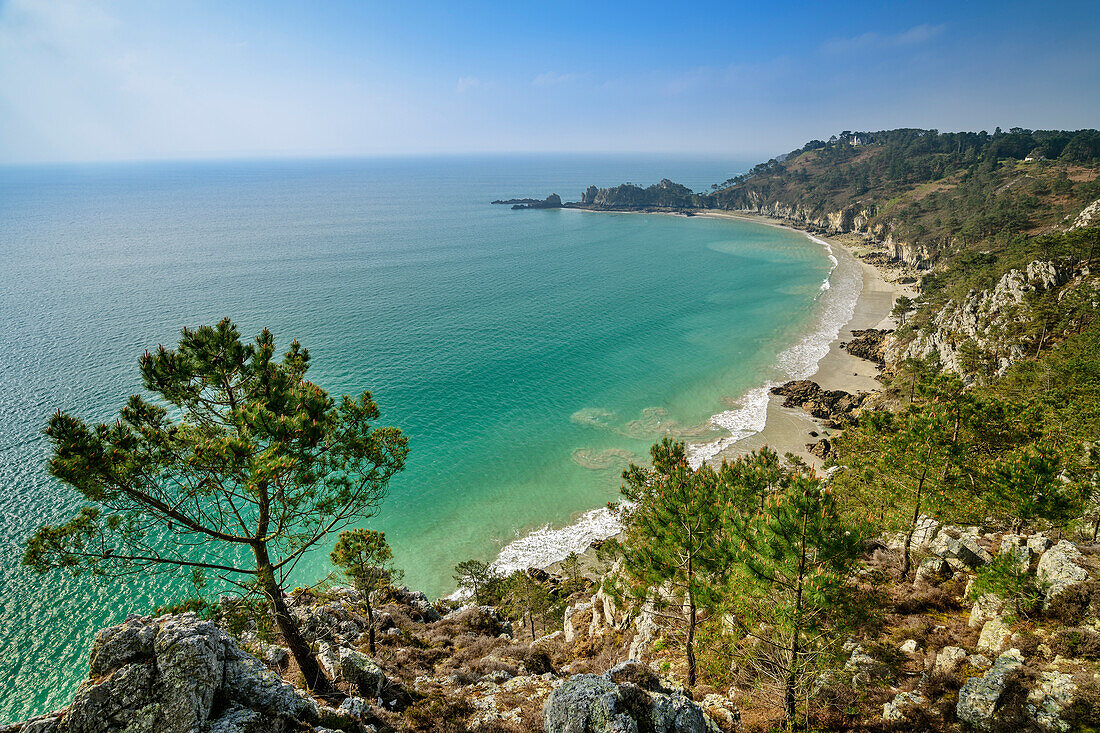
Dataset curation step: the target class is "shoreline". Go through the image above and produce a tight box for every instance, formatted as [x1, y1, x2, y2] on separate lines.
[489, 208, 916, 580]
[696, 211, 916, 470]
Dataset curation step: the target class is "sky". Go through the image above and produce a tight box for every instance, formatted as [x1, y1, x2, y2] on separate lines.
[0, 0, 1098, 164]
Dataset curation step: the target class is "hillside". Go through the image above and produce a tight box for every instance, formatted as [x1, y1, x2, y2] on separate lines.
[8, 130, 1100, 733]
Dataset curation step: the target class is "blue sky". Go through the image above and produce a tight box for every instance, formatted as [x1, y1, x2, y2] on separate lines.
[0, 0, 1097, 163]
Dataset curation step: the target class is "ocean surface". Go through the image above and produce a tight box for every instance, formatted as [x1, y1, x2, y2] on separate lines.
[0, 155, 847, 721]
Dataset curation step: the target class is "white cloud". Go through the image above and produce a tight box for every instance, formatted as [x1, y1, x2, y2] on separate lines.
[456, 75, 488, 93]
[820, 23, 945, 54]
[533, 71, 577, 87]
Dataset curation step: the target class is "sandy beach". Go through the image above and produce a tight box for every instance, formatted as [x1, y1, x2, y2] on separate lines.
[540, 211, 917, 578]
[698, 211, 916, 470]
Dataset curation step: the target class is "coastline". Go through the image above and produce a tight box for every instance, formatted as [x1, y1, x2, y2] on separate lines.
[493, 209, 915, 580]
[696, 211, 916, 470]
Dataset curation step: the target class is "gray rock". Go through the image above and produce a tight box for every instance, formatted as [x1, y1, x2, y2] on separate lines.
[968, 654, 992, 671]
[844, 646, 889, 688]
[1027, 670, 1077, 731]
[970, 593, 1007, 629]
[338, 647, 389, 697]
[543, 673, 718, 733]
[999, 535, 1032, 572]
[8, 613, 321, 733]
[1036, 541, 1089, 607]
[1027, 533, 1054, 555]
[934, 646, 968, 675]
[957, 649, 1024, 729]
[88, 615, 157, 677]
[564, 601, 592, 643]
[915, 555, 952, 584]
[931, 532, 993, 571]
[883, 691, 926, 721]
[699, 694, 740, 730]
[977, 617, 1012, 655]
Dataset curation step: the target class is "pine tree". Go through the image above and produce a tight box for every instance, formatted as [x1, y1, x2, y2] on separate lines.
[331, 529, 403, 655]
[24, 319, 408, 699]
[613, 437, 732, 687]
[728, 471, 868, 727]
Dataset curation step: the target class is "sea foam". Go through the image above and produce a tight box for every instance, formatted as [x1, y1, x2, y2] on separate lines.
[486, 230, 861, 572]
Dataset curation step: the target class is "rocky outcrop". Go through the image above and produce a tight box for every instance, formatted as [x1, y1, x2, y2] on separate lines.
[573, 180, 704, 211]
[770, 380, 865, 426]
[884, 260, 1071, 383]
[512, 194, 563, 210]
[1036, 540, 1090, 608]
[1067, 197, 1100, 231]
[543, 664, 720, 733]
[840, 329, 892, 365]
[883, 691, 926, 722]
[4, 613, 317, 733]
[957, 648, 1025, 729]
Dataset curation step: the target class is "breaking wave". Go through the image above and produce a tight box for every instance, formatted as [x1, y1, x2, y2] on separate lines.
[485, 230, 861, 573]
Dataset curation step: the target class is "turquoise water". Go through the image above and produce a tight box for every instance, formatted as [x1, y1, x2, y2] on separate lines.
[0, 156, 832, 721]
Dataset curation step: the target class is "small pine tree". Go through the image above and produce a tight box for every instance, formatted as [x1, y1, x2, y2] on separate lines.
[728, 471, 869, 726]
[330, 529, 402, 655]
[500, 571, 554, 640]
[453, 559, 500, 605]
[613, 437, 733, 688]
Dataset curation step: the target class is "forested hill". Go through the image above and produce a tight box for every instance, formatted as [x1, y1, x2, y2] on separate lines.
[575, 128, 1100, 275]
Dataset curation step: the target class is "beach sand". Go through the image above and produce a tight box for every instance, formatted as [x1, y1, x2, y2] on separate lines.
[532, 211, 917, 578]
[698, 212, 916, 471]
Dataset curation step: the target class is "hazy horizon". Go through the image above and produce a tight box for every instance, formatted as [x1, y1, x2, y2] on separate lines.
[2, 0, 1098, 165]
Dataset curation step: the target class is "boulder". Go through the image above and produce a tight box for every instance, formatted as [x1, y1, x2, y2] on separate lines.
[977, 617, 1012, 655]
[1027, 670, 1077, 731]
[883, 691, 926, 722]
[543, 672, 719, 733]
[934, 646, 968, 675]
[956, 649, 1024, 729]
[11, 613, 316, 733]
[915, 556, 951, 586]
[931, 531, 992, 571]
[844, 646, 889, 688]
[1036, 541, 1089, 607]
[970, 593, 1007, 629]
[699, 694, 740, 731]
[564, 601, 592, 643]
[1000, 535, 1032, 572]
[1027, 533, 1054, 554]
[899, 639, 919, 654]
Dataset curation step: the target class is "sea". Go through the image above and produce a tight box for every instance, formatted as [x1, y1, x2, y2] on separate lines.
[0, 155, 858, 721]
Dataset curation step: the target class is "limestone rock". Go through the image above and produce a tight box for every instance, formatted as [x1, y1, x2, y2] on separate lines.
[934, 646, 968, 675]
[956, 648, 1024, 729]
[1027, 670, 1077, 731]
[899, 639, 919, 654]
[543, 672, 719, 733]
[883, 691, 926, 722]
[977, 617, 1012, 655]
[1036, 540, 1089, 607]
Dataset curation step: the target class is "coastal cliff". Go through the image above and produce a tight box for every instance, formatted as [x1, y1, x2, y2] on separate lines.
[9, 129, 1100, 733]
